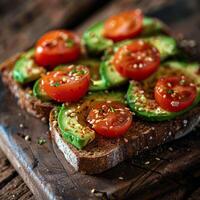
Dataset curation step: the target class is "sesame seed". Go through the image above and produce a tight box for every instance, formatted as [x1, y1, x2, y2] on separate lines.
[124, 138, 128, 143]
[183, 120, 188, 126]
[168, 147, 173, 152]
[19, 123, 24, 128]
[145, 161, 150, 165]
[171, 101, 179, 107]
[25, 135, 31, 141]
[155, 157, 160, 161]
[91, 189, 96, 193]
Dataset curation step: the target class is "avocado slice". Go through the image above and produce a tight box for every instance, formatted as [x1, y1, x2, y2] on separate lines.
[127, 61, 200, 121]
[58, 91, 125, 149]
[74, 58, 107, 91]
[82, 17, 165, 55]
[33, 79, 52, 101]
[53, 58, 107, 91]
[99, 35, 178, 88]
[13, 49, 46, 84]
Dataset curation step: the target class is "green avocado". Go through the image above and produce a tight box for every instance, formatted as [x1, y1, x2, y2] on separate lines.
[82, 17, 165, 55]
[58, 91, 125, 149]
[99, 35, 178, 88]
[53, 58, 107, 91]
[13, 49, 46, 84]
[33, 79, 52, 101]
[74, 58, 107, 91]
[127, 61, 200, 121]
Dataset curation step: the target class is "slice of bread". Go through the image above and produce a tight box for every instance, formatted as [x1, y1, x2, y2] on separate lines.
[49, 103, 200, 174]
[0, 54, 54, 122]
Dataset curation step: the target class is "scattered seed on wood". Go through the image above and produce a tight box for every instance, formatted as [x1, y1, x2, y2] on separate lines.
[145, 161, 150, 165]
[37, 138, 46, 145]
[168, 147, 173, 152]
[25, 135, 31, 141]
[91, 188, 96, 193]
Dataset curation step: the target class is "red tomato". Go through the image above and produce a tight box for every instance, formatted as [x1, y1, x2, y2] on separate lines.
[103, 9, 143, 42]
[35, 30, 81, 68]
[41, 65, 90, 102]
[154, 76, 197, 112]
[87, 102, 132, 137]
[113, 40, 160, 81]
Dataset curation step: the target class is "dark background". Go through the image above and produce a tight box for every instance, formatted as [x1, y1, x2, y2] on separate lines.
[0, 0, 200, 199]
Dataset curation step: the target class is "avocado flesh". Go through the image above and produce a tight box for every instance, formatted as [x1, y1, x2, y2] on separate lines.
[74, 58, 107, 91]
[13, 49, 46, 84]
[127, 61, 200, 121]
[33, 79, 52, 101]
[58, 91, 125, 149]
[100, 35, 178, 88]
[82, 17, 165, 55]
[53, 58, 107, 91]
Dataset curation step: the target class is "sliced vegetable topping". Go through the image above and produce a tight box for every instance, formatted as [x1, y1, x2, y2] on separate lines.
[87, 102, 132, 137]
[154, 76, 197, 112]
[126, 61, 200, 121]
[13, 49, 46, 84]
[104, 9, 143, 42]
[58, 106, 95, 149]
[113, 40, 160, 81]
[35, 30, 81, 68]
[41, 65, 90, 102]
[33, 79, 52, 101]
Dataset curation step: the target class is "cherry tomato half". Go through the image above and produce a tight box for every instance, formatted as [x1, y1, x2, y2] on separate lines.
[35, 30, 81, 68]
[103, 9, 143, 42]
[154, 76, 197, 112]
[41, 65, 90, 102]
[113, 40, 160, 81]
[87, 102, 132, 137]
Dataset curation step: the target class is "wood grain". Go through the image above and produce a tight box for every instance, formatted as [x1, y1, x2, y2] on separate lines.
[0, 0, 200, 199]
[0, 149, 35, 200]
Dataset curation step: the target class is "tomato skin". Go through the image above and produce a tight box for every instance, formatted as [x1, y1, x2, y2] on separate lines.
[35, 30, 81, 68]
[104, 9, 143, 42]
[154, 76, 197, 112]
[41, 65, 90, 102]
[113, 41, 160, 81]
[87, 102, 132, 137]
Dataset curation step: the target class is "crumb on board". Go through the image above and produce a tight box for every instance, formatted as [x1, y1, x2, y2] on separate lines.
[19, 123, 24, 128]
[91, 188, 96, 193]
[37, 137, 46, 145]
[24, 135, 31, 141]
[168, 147, 173, 152]
[144, 161, 150, 165]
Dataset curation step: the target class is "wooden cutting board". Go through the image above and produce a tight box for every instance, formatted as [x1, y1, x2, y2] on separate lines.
[0, 0, 200, 199]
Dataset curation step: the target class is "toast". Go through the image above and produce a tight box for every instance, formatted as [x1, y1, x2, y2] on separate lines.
[0, 54, 54, 122]
[50, 104, 200, 174]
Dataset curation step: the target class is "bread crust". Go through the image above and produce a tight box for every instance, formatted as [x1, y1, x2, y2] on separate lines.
[1, 45, 200, 174]
[50, 104, 200, 174]
[0, 54, 54, 122]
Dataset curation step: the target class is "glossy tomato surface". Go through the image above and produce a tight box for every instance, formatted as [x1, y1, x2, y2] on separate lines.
[113, 40, 160, 81]
[87, 102, 132, 137]
[154, 76, 197, 112]
[41, 65, 90, 102]
[104, 9, 143, 42]
[35, 30, 81, 68]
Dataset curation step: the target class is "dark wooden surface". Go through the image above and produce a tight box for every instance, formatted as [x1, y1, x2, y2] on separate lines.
[1, 0, 200, 199]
